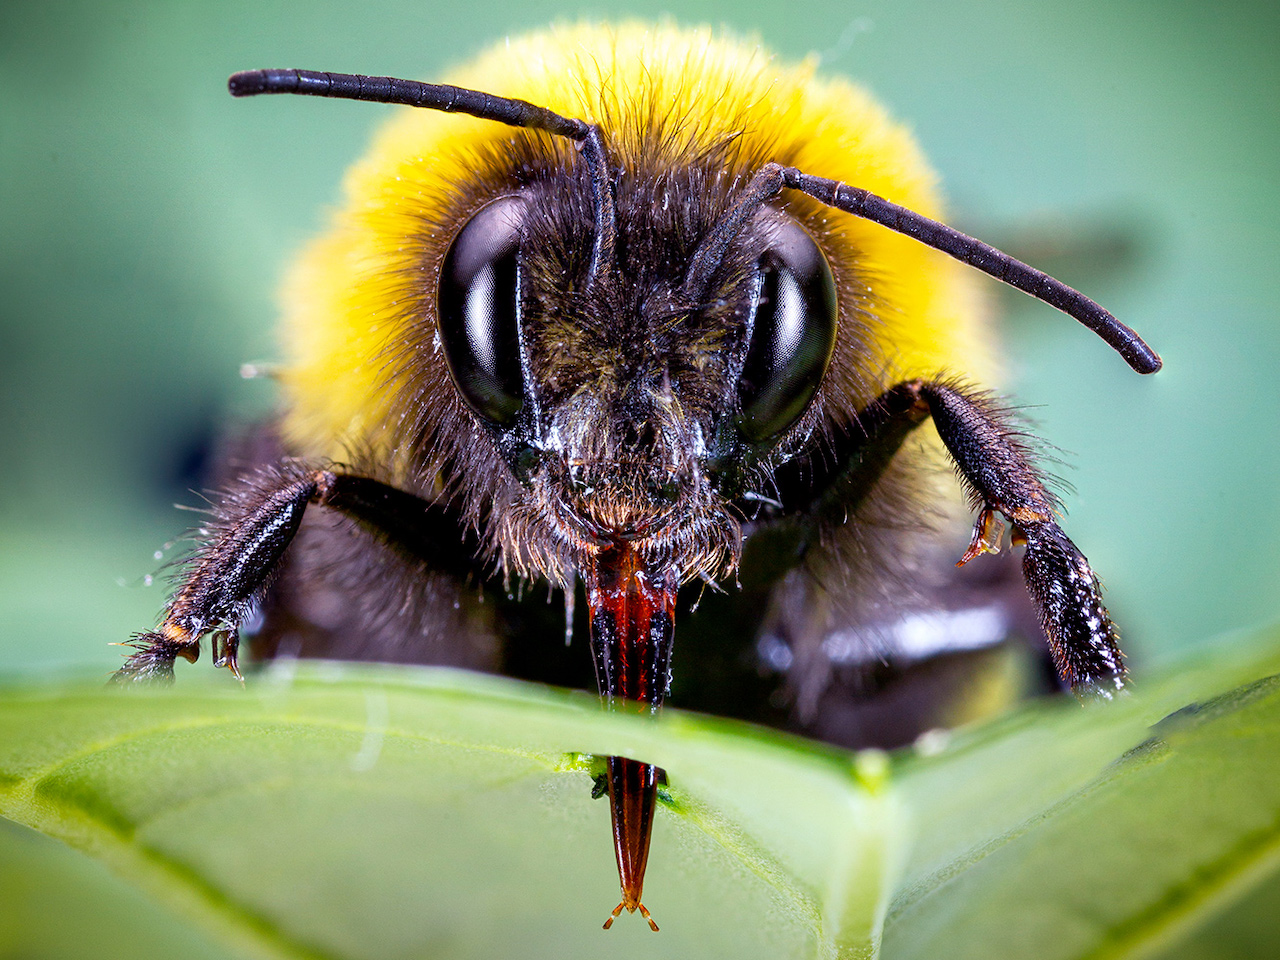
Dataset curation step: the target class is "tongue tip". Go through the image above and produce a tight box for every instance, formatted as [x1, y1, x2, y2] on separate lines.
[606, 755, 660, 920]
[602, 899, 660, 932]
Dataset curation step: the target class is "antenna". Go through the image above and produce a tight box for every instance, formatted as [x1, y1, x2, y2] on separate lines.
[230, 70, 1160, 374]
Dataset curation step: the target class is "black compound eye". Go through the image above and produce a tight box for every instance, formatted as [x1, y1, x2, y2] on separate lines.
[737, 220, 838, 444]
[438, 196, 527, 426]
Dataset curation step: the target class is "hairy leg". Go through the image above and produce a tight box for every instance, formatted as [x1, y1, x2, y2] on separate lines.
[115, 464, 479, 682]
[774, 379, 1125, 695]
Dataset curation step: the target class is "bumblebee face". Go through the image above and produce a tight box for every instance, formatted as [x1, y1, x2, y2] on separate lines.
[436, 156, 838, 583]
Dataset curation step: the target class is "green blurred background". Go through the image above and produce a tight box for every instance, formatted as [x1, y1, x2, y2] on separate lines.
[1, 0, 1277, 679]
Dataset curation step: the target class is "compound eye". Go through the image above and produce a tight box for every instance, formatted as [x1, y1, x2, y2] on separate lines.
[737, 220, 838, 443]
[438, 196, 526, 426]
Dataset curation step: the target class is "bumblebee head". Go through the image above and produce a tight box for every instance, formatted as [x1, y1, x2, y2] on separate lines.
[230, 66, 1158, 584]
[433, 139, 840, 570]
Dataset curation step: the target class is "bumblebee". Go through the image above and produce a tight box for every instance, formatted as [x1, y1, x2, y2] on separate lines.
[116, 25, 1159, 929]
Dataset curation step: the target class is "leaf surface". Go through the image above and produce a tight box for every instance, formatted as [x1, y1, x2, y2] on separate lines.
[3, 628, 1279, 960]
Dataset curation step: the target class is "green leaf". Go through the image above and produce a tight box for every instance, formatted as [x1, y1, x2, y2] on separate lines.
[0, 816, 233, 960]
[0, 666, 900, 960]
[885, 629, 1280, 960]
[3, 627, 1280, 960]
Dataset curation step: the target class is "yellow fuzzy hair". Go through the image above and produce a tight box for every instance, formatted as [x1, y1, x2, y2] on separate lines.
[277, 22, 991, 462]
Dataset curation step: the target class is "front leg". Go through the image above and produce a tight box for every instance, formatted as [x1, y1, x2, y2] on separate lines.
[116, 463, 476, 682]
[914, 380, 1126, 694]
[779, 379, 1126, 695]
